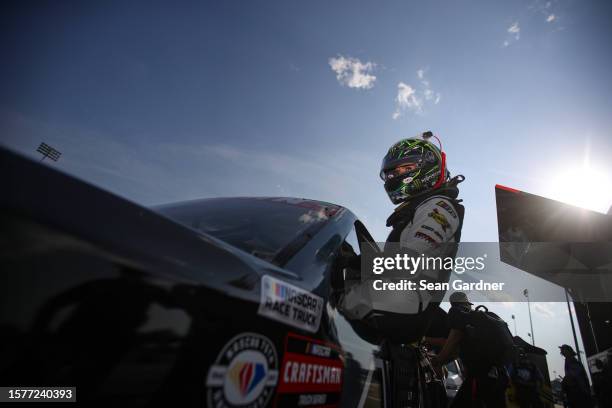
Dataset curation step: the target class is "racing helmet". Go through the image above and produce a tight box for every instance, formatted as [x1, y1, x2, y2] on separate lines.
[380, 131, 447, 204]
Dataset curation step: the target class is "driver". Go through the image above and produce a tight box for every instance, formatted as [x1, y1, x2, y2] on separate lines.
[378, 131, 466, 407]
[336, 131, 465, 345]
[380, 131, 465, 339]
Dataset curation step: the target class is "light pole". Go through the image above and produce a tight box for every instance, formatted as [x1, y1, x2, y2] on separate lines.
[511, 314, 517, 336]
[524, 289, 535, 346]
[36, 142, 62, 163]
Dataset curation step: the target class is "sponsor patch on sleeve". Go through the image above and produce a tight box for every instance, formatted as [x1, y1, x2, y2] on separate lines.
[258, 275, 324, 334]
[421, 225, 444, 241]
[275, 333, 344, 407]
[415, 231, 439, 247]
[428, 208, 451, 232]
[436, 200, 457, 219]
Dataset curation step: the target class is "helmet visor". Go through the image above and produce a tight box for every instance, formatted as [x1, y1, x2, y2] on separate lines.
[379, 160, 421, 181]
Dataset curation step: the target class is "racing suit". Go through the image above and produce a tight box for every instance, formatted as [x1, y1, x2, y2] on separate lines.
[386, 179, 464, 248]
[384, 178, 465, 408]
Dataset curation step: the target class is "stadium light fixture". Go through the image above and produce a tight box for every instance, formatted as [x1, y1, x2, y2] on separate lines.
[36, 142, 62, 162]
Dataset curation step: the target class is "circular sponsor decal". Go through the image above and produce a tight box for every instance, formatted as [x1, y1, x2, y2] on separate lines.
[403, 176, 414, 184]
[206, 333, 279, 408]
[425, 150, 435, 163]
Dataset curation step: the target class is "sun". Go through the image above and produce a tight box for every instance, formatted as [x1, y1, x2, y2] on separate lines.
[547, 163, 612, 214]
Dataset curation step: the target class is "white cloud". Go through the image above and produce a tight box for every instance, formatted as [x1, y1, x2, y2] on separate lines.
[328, 55, 377, 89]
[508, 22, 520, 39]
[503, 1, 561, 48]
[534, 303, 556, 319]
[531, 0, 562, 28]
[393, 82, 422, 118]
[503, 22, 521, 47]
[393, 69, 441, 119]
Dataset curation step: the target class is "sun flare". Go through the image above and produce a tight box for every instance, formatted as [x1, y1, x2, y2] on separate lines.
[547, 164, 612, 213]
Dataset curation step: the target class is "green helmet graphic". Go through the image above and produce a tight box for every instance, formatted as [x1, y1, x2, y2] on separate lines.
[380, 134, 447, 204]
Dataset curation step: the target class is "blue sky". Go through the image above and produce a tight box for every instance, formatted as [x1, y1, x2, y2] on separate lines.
[2, 0, 612, 379]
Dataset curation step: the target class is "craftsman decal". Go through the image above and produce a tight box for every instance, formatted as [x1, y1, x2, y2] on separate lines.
[275, 333, 344, 407]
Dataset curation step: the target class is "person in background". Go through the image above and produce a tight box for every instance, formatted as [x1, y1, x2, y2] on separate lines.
[424, 305, 451, 380]
[559, 344, 593, 408]
[424, 305, 450, 354]
[591, 359, 605, 408]
[510, 347, 543, 408]
[432, 292, 510, 407]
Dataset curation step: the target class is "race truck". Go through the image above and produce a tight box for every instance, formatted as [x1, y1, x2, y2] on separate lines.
[0, 146, 447, 407]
